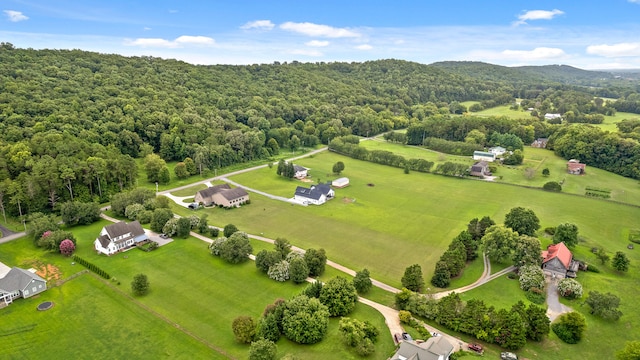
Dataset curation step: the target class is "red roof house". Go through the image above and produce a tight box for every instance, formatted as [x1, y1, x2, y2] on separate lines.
[567, 159, 586, 175]
[542, 242, 578, 278]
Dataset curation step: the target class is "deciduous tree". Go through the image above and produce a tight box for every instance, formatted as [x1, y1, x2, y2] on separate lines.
[219, 231, 253, 264]
[612, 251, 630, 272]
[319, 276, 358, 317]
[131, 273, 150, 296]
[281, 295, 330, 344]
[232, 315, 257, 344]
[585, 291, 622, 321]
[552, 312, 586, 344]
[401, 264, 425, 292]
[482, 225, 519, 263]
[353, 268, 372, 294]
[504, 207, 540, 236]
[304, 248, 327, 277]
[553, 223, 579, 248]
[249, 339, 277, 360]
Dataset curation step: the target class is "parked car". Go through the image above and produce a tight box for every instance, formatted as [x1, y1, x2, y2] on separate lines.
[393, 333, 401, 343]
[468, 343, 483, 353]
[159, 233, 169, 239]
[401, 332, 413, 341]
[501, 352, 518, 360]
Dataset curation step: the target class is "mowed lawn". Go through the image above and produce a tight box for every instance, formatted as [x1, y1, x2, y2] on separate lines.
[0, 225, 395, 359]
[0, 273, 224, 360]
[208, 151, 640, 288]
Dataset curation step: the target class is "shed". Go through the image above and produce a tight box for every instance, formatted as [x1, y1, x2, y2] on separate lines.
[331, 177, 350, 188]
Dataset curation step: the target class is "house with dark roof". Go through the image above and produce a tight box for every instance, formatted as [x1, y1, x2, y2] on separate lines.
[94, 221, 149, 256]
[469, 161, 490, 178]
[194, 184, 249, 208]
[294, 183, 334, 205]
[542, 242, 579, 278]
[0, 267, 47, 306]
[194, 184, 231, 206]
[390, 336, 454, 360]
[567, 159, 586, 175]
[293, 165, 308, 179]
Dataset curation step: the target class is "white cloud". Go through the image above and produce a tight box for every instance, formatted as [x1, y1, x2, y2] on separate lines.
[290, 49, 323, 57]
[241, 20, 274, 30]
[587, 42, 640, 57]
[501, 47, 567, 60]
[143, 27, 151, 31]
[4, 10, 29, 22]
[356, 44, 373, 50]
[280, 22, 360, 38]
[175, 35, 215, 45]
[305, 40, 329, 47]
[513, 9, 564, 26]
[629, 0, 640, 3]
[125, 35, 214, 48]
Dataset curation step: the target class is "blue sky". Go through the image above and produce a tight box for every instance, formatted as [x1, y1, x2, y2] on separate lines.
[2, 0, 640, 69]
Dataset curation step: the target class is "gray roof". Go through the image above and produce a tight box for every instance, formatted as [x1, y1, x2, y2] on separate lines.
[104, 220, 145, 239]
[293, 165, 307, 172]
[99, 221, 148, 247]
[391, 337, 454, 360]
[294, 184, 332, 200]
[218, 187, 249, 201]
[196, 184, 231, 199]
[0, 267, 46, 293]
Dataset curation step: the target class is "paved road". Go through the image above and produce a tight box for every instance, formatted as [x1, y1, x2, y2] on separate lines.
[157, 147, 328, 197]
[0, 231, 27, 244]
[220, 177, 301, 205]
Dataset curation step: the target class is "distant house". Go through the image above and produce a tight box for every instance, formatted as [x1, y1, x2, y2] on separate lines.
[531, 138, 549, 148]
[390, 336, 454, 360]
[542, 242, 579, 278]
[566, 159, 586, 175]
[0, 267, 47, 306]
[194, 184, 231, 206]
[469, 161, 491, 177]
[331, 177, 350, 188]
[194, 184, 249, 207]
[488, 146, 507, 156]
[293, 165, 308, 179]
[473, 151, 496, 162]
[94, 221, 149, 256]
[545, 113, 562, 120]
[294, 183, 334, 205]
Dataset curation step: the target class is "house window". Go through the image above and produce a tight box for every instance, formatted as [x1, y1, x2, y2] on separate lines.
[24, 289, 29, 295]
[32, 287, 37, 292]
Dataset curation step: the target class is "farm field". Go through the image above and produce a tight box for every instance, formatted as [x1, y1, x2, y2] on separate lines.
[197, 151, 640, 287]
[358, 140, 640, 206]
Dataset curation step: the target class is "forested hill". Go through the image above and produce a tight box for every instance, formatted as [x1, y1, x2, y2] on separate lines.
[430, 61, 632, 92]
[1, 43, 640, 217]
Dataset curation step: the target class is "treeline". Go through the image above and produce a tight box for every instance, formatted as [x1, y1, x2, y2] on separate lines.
[328, 137, 434, 173]
[549, 125, 640, 179]
[396, 291, 550, 350]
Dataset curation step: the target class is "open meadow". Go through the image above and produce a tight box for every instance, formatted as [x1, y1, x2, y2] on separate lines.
[357, 140, 640, 206]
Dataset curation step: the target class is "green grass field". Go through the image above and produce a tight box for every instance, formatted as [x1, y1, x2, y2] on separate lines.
[357, 140, 640, 206]
[0, 226, 395, 359]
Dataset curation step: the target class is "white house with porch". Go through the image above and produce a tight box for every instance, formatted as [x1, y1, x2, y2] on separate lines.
[94, 221, 149, 256]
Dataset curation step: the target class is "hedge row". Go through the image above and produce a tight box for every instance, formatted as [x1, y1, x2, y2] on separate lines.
[72, 255, 111, 279]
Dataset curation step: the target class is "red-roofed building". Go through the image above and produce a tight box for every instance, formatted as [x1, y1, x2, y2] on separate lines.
[567, 159, 586, 175]
[542, 242, 579, 278]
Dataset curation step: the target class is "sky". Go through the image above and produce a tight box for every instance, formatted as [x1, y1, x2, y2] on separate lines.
[2, 0, 640, 70]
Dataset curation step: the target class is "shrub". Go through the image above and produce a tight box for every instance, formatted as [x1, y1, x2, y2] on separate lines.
[586, 264, 601, 273]
[249, 339, 277, 360]
[525, 288, 546, 304]
[59, 239, 76, 256]
[399, 310, 412, 324]
[544, 227, 556, 235]
[131, 273, 150, 296]
[558, 278, 583, 299]
[209, 238, 227, 256]
[518, 265, 545, 291]
[268, 261, 290, 282]
[552, 312, 586, 344]
[232, 316, 257, 344]
[543, 181, 562, 192]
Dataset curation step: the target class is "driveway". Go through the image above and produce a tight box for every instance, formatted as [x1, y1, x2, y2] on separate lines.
[546, 276, 573, 321]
